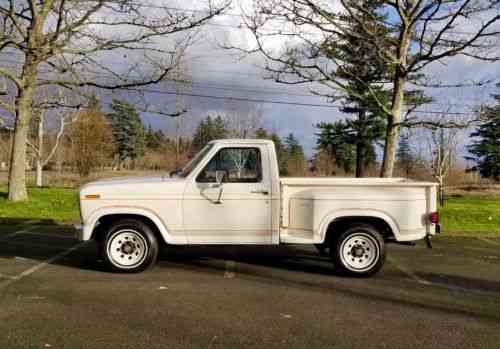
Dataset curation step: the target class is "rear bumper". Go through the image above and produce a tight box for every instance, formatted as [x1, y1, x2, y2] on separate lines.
[435, 223, 442, 234]
[394, 224, 440, 242]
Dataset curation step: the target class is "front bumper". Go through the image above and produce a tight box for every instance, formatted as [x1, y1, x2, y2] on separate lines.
[74, 223, 84, 241]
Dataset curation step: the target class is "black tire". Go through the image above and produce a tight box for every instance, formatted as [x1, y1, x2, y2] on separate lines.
[100, 219, 159, 273]
[330, 223, 385, 277]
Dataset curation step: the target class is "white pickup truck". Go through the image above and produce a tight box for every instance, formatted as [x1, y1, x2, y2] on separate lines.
[76, 139, 440, 276]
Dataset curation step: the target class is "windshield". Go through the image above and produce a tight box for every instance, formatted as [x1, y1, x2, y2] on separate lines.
[178, 144, 214, 178]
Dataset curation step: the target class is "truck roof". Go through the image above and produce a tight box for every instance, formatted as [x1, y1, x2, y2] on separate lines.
[210, 139, 275, 145]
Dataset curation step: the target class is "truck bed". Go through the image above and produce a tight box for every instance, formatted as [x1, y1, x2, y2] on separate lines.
[279, 177, 438, 244]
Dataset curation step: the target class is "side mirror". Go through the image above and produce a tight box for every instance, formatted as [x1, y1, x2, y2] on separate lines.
[215, 170, 226, 186]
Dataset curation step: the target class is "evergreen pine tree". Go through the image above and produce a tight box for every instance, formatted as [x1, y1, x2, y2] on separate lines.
[213, 115, 228, 139]
[145, 124, 156, 150]
[397, 130, 414, 177]
[319, 0, 430, 177]
[254, 127, 269, 139]
[191, 115, 229, 153]
[284, 133, 304, 157]
[284, 133, 306, 175]
[466, 93, 500, 182]
[107, 99, 145, 168]
[145, 125, 166, 151]
[321, 0, 390, 177]
[315, 121, 356, 174]
[154, 129, 166, 144]
[255, 127, 288, 175]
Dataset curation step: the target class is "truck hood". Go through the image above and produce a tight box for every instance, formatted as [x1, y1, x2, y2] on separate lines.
[80, 175, 186, 199]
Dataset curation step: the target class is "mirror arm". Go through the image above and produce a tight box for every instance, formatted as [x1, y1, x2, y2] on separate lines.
[214, 186, 224, 204]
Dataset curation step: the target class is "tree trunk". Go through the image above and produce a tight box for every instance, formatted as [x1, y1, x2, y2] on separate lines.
[8, 101, 31, 201]
[355, 110, 366, 178]
[36, 112, 44, 187]
[355, 142, 364, 178]
[380, 75, 406, 178]
[380, 24, 411, 178]
[35, 159, 43, 187]
[8, 67, 36, 201]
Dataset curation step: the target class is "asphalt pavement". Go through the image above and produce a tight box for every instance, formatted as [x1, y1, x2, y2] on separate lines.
[1, 224, 500, 349]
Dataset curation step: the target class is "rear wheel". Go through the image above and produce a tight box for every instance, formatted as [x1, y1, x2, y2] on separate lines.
[330, 223, 385, 276]
[100, 219, 159, 273]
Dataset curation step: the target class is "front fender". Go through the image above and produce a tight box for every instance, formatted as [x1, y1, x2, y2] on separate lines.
[317, 209, 401, 242]
[80, 206, 180, 244]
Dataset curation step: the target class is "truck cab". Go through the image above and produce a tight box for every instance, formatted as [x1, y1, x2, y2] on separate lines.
[77, 139, 440, 276]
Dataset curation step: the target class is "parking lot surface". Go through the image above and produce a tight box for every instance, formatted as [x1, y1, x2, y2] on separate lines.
[1, 224, 500, 349]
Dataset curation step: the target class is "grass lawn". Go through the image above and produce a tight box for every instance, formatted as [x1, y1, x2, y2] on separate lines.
[0, 187, 499, 235]
[440, 196, 500, 236]
[0, 186, 79, 223]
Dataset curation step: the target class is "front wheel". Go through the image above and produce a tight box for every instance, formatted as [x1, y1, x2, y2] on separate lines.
[331, 224, 385, 276]
[100, 219, 159, 273]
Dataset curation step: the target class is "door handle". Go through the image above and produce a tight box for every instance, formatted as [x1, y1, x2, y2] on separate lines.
[251, 189, 269, 195]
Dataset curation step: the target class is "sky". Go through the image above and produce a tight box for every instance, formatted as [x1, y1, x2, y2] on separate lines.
[112, 0, 500, 159]
[106, 0, 341, 156]
[3, 0, 497, 159]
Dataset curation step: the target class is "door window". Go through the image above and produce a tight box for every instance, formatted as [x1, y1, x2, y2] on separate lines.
[197, 147, 262, 183]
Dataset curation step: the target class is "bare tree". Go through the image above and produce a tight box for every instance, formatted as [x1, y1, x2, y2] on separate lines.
[71, 101, 114, 177]
[227, 0, 500, 177]
[173, 60, 191, 169]
[25, 87, 76, 187]
[0, 0, 229, 201]
[425, 126, 458, 205]
[30, 106, 74, 187]
[223, 101, 264, 138]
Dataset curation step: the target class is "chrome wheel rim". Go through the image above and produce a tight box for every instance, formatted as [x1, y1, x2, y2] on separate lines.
[339, 232, 379, 272]
[107, 229, 148, 269]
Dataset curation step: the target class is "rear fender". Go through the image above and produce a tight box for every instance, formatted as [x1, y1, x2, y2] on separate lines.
[318, 209, 400, 243]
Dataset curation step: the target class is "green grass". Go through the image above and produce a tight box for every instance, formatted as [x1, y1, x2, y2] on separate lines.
[440, 196, 500, 235]
[0, 187, 499, 235]
[0, 186, 79, 223]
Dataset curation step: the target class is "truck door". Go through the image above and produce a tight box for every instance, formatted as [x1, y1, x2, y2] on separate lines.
[183, 145, 272, 244]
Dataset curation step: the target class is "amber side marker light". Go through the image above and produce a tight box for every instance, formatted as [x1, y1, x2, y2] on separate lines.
[84, 194, 101, 200]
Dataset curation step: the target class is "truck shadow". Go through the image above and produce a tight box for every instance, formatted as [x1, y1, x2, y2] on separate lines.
[0, 225, 334, 275]
[0, 217, 60, 226]
[2, 227, 500, 322]
[0, 222, 101, 272]
[161, 245, 338, 276]
[415, 271, 500, 293]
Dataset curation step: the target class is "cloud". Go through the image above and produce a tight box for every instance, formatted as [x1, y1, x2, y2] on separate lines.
[121, 0, 500, 158]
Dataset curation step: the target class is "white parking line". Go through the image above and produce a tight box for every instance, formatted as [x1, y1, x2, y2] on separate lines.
[15, 231, 75, 239]
[388, 256, 500, 295]
[0, 227, 36, 242]
[224, 260, 236, 279]
[479, 237, 500, 247]
[0, 241, 89, 290]
[0, 273, 19, 280]
[387, 256, 431, 285]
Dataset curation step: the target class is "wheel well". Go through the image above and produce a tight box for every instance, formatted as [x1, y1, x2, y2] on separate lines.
[92, 214, 166, 246]
[324, 216, 394, 243]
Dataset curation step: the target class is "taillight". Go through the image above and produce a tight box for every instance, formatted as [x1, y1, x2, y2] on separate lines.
[429, 212, 439, 224]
